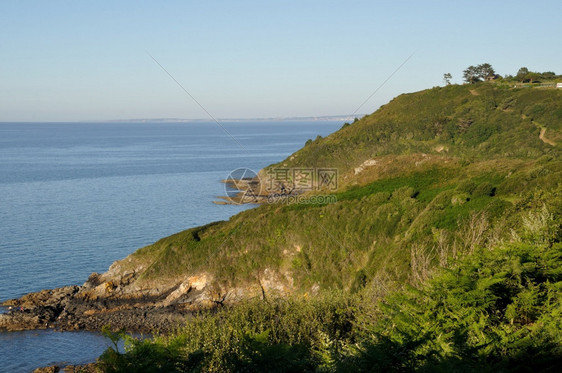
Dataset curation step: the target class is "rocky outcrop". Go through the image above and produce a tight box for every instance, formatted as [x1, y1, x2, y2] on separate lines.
[0, 282, 187, 332]
[1, 263, 293, 333]
[354, 159, 378, 175]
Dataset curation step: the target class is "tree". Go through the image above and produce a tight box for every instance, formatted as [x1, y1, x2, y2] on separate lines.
[463, 63, 497, 84]
[477, 63, 495, 81]
[443, 73, 452, 85]
[516, 67, 529, 82]
[463, 66, 480, 84]
[527, 72, 540, 83]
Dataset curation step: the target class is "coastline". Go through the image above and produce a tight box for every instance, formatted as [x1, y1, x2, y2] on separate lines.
[0, 171, 316, 335]
[0, 120, 343, 371]
[0, 281, 193, 334]
[0, 254, 291, 335]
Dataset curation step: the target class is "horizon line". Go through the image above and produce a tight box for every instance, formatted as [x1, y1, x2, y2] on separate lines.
[0, 114, 366, 124]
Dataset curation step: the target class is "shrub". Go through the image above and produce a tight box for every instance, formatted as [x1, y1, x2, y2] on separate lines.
[98, 294, 358, 372]
[348, 241, 562, 371]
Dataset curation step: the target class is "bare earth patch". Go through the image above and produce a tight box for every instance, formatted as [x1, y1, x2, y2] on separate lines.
[539, 127, 556, 146]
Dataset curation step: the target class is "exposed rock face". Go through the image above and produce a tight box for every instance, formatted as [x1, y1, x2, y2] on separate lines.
[1, 263, 293, 333]
[354, 159, 378, 175]
[1, 286, 79, 331]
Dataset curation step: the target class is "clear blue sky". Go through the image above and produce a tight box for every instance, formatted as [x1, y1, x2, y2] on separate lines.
[1, 0, 560, 122]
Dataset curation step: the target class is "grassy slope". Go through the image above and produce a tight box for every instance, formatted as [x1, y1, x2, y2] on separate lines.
[121, 83, 562, 295]
[278, 83, 562, 173]
[100, 239, 562, 372]
[97, 83, 562, 371]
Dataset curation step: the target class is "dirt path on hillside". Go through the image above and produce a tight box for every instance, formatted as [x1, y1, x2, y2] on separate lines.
[539, 127, 557, 146]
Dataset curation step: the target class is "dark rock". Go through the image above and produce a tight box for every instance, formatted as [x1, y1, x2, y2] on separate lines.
[32, 366, 60, 373]
[1, 283, 194, 333]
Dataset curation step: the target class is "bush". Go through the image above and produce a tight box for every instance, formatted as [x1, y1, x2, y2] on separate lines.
[348, 241, 562, 371]
[98, 294, 358, 372]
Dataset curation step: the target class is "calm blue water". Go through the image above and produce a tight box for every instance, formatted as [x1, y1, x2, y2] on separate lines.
[0, 120, 341, 372]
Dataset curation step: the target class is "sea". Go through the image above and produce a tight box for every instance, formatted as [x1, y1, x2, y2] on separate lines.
[0, 120, 341, 372]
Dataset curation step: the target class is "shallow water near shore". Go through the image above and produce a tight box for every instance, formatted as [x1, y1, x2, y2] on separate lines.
[0, 330, 118, 371]
[0, 120, 341, 371]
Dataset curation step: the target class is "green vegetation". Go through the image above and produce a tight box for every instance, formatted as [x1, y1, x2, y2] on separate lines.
[127, 160, 561, 292]
[461, 64, 561, 85]
[361, 244, 562, 372]
[120, 83, 562, 291]
[510, 67, 562, 84]
[463, 63, 496, 83]
[99, 207, 562, 371]
[94, 81, 562, 371]
[275, 83, 561, 173]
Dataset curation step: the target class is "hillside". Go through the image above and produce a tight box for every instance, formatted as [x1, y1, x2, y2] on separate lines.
[278, 83, 562, 172]
[4, 83, 562, 371]
[93, 82, 562, 372]
[102, 83, 562, 295]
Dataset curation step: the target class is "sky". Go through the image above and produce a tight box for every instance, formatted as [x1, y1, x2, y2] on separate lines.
[1, 0, 561, 122]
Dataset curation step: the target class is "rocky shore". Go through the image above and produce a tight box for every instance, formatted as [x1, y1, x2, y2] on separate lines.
[0, 284, 193, 333]
[215, 171, 314, 205]
[1, 257, 291, 333]
[0, 285, 191, 333]
[0, 263, 215, 333]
